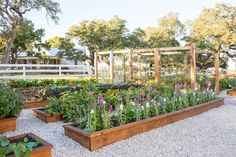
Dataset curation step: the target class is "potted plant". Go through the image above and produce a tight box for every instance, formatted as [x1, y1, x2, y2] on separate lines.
[0, 83, 24, 133]
[33, 97, 66, 123]
[0, 133, 53, 157]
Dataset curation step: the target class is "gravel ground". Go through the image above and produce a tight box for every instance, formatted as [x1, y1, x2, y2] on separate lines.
[2, 90, 236, 157]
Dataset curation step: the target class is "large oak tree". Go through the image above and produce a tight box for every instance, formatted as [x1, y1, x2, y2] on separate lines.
[0, 0, 61, 64]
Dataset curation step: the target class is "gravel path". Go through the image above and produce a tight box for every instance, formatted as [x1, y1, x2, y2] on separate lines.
[2, 90, 236, 157]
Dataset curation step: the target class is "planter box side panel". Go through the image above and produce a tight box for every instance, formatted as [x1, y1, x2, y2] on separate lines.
[25, 100, 49, 109]
[64, 126, 91, 150]
[7, 133, 53, 157]
[33, 109, 62, 123]
[0, 117, 16, 133]
[90, 99, 224, 151]
[65, 99, 224, 151]
[227, 90, 236, 96]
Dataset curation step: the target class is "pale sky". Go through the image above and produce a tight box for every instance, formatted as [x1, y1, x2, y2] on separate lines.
[26, 0, 236, 40]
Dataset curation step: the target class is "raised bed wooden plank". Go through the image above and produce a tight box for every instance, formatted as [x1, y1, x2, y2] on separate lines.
[63, 98, 224, 151]
[24, 100, 49, 109]
[33, 108, 62, 123]
[7, 133, 53, 157]
[227, 90, 236, 96]
[0, 117, 16, 133]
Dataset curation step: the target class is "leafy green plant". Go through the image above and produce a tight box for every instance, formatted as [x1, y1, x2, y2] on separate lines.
[0, 136, 39, 157]
[0, 83, 24, 119]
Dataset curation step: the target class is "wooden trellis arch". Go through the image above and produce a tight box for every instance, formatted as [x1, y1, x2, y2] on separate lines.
[95, 44, 220, 94]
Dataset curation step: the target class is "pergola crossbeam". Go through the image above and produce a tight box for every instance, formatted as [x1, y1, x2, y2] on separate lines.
[96, 45, 220, 95]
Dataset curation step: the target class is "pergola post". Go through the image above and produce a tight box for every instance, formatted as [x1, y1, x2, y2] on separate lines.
[110, 51, 114, 83]
[214, 51, 220, 95]
[154, 49, 161, 82]
[183, 52, 188, 92]
[94, 51, 98, 82]
[128, 50, 133, 81]
[123, 55, 126, 82]
[138, 55, 142, 80]
[190, 44, 196, 90]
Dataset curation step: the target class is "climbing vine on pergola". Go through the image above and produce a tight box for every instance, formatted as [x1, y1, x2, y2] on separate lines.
[95, 45, 220, 94]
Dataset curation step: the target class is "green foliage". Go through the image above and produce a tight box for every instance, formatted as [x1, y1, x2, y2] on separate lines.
[0, 83, 24, 119]
[68, 16, 128, 65]
[188, 3, 236, 69]
[48, 36, 87, 65]
[8, 78, 97, 88]
[145, 13, 185, 48]
[0, 0, 61, 64]
[0, 136, 38, 157]
[47, 82, 216, 133]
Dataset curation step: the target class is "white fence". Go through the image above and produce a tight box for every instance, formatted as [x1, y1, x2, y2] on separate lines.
[0, 64, 94, 79]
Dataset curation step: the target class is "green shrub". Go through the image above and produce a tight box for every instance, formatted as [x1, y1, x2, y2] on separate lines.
[0, 83, 24, 119]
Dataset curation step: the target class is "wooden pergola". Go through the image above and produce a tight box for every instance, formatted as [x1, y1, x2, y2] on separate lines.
[95, 45, 220, 94]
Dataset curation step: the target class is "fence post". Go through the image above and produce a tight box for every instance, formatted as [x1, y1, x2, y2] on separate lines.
[23, 65, 26, 79]
[59, 66, 62, 77]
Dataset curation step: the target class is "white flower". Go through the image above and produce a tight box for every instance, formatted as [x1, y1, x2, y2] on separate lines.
[103, 101, 106, 104]
[163, 98, 166, 102]
[130, 101, 135, 106]
[141, 106, 144, 110]
[119, 104, 124, 111]
[146, 102, 150, 108]
[90, 109, 95, 114]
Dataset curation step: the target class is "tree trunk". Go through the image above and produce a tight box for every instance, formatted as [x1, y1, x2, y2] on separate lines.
[90, 51, 95, 67]
[1, 29, 17, 64]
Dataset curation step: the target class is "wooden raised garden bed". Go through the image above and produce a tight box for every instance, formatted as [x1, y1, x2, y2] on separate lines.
[0, 117, 16, 133]
[33, 108, 62, 123]
[63, 98, 224, 151]
[24, 100, 49, 109]
[227, 90, 236, 96]
[7, 133, 53, 157]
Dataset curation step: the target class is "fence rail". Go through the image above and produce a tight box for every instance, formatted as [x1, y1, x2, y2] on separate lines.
[0, 64, 94, 79]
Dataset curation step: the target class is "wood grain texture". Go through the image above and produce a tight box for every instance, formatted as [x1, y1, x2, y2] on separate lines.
[24, 100, 49, 109]
[63, 98, 224, 151]
[0, 117, 16, 133]
[33, 108, 62, 123]
[227, 90, 236, 96]
[7, 133, 53, 157]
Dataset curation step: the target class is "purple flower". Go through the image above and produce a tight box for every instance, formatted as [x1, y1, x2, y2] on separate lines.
[202, 88, 207, 93]
[152, 89, 157, 93]
[97, 96, 105, 104]
[192, 82, 198, 88]
[146, 95, 152, 101]
[128, 91, 133, 95]
[147, 87, 153, 91]
[140, 92, 145, 97]
[206, 80, 211, 87]
[176, 83, 184, 89]
[108, 105, 113, 112]
[136, 95, 142, 104]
